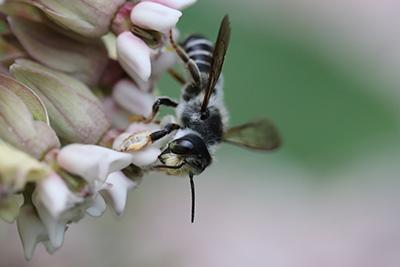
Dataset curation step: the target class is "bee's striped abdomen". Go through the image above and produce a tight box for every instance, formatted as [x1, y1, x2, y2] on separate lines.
[182, 35, 214, 73]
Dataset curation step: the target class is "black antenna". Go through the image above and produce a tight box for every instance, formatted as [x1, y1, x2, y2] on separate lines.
[189, 173, 195, 223]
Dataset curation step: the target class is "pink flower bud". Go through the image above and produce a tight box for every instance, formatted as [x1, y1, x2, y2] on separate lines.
[117, 32, 152, 81]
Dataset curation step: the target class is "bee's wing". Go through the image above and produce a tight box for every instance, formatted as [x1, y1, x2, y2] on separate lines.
[201, 15, 231, 113]
[223, 119, 281, 151]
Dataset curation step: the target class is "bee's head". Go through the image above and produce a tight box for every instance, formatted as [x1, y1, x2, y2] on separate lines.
[159, 134, 212, 175]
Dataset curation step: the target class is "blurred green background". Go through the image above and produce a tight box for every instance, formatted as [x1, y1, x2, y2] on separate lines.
[161, 0, 400, 173]
[2, 0, 400, 266]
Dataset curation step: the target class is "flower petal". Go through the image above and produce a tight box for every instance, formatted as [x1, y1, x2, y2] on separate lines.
[101, 171, 138, 216]
[117, 32, 152, 81]
[131, 2, 182, 32]
[113, 132, 161, 166]
[144, 0, 197, 10]
[57, 144, 134, 187]
[130, 147, 161, 167]
[32, 191, 88, 250]
[112, 79, 155, 117]
[35, 173, 83, 218]
[86, 194, 106, 217]
[32, 199, 67, 249]
[43, 241, 57, 254]
[17, 204, 48, 261]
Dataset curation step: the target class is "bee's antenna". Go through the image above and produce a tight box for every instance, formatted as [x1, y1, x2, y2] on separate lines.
[189, 173, 196, 223]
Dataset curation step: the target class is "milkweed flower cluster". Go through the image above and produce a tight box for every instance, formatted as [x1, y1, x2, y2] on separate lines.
[0, 0, 196, 260]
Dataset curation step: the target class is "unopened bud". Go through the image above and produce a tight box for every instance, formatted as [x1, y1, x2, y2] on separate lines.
[0, 74, 60, 159]
[10, 59, 110, 144]
[8, 16, 108, 86]
[17, 0, 126, 37]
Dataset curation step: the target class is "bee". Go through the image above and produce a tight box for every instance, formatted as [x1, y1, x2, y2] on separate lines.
[120, 15, 281, 222]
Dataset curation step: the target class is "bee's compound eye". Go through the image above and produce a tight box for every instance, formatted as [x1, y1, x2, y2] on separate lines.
[170, 140, 194, 154]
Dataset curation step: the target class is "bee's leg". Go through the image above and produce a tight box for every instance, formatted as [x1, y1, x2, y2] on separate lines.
[153, 162, 185, 170]
[145, 97, 178, 123]
[169, 30, 202, 88]
[149, 123, 180, 142]
[168, 68, 186, 85]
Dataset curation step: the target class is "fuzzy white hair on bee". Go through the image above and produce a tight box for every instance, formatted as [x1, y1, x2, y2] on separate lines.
[138, 15, 281, 223]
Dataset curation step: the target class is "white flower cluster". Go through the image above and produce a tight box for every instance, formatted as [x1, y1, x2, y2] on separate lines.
[0, 0, 196, 260]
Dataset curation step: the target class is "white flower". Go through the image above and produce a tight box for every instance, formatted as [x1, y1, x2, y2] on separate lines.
[117, 32, 152, 82]
[113, 117, 177, 166]
[57, 144, 134, 189]
[131, 147, 162, 166]
[117, 0, 189, 82]
[57, 143, 159, 218]
[33, 197, 88, 250]
[116, 46, 178, 93]
[32, 199, 67, 250]
[31, 174, 86, 250]
[112, 79, 155, 118]
[113, 131, 162, 166]
[17, 204, 49, 261]
[34, 173, 83, 218]
[86, 194, 107, 217]
[144, 0, 197, 10]
[100, 171, 139, 216]
[86, 171, 139, 217]
[131, 2, 182, 33]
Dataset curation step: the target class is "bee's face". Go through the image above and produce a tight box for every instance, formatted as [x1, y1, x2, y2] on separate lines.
[158, 134, 212, 176]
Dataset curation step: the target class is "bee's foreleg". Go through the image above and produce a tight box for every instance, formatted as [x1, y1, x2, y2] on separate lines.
[149, 123, 180, 142]
[144, 97, 178, 123]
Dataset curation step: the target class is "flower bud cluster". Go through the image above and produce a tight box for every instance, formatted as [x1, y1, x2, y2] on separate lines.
[0, 0, 196, 260]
